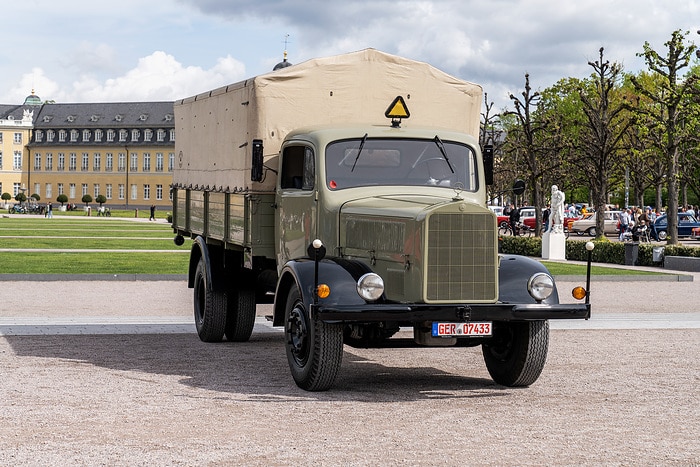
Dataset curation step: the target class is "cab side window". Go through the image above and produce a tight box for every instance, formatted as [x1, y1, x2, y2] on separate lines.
[280, 145, 314, 190]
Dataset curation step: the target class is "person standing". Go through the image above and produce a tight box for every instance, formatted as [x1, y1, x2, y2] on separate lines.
[149, 204, 156, 221]
[47, 202, 53, 219]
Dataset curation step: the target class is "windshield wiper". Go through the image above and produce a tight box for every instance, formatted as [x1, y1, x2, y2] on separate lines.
[434, 135, 454, 173]
[351, 133, 369, 172]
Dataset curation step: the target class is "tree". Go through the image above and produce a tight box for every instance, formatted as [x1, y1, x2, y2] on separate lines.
[95, 194, 107, 206]
[81, 194, 93, 206]
[56, 194, 68, 206]
[15, 192, 27, 203]
[31, 193, 41, 202]
[1, 192, 11, 203]
[630, 29, 699, 244]
[577, 47, 631, 239]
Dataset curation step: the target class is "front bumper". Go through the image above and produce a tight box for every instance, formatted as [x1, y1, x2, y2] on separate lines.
[313, 302, 591, 323]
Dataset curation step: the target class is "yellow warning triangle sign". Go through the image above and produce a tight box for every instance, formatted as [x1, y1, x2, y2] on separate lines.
[385, 96, 410, 119]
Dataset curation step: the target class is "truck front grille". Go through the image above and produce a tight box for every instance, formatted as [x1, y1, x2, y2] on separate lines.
[426, 212, 497, 302]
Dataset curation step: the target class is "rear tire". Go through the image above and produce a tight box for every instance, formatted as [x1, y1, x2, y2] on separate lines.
[482, 320, 549, 387]
[586, 227, 596, 236]
[225, 282, 256, 342]
[193, 258, 227, 342]
[284, 285, 343, 391]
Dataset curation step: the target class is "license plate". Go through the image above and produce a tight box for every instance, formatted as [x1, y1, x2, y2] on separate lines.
[432, 322, 492, 337]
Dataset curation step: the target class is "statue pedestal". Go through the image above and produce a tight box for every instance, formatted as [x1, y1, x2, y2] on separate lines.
[542, 230, 566, 260]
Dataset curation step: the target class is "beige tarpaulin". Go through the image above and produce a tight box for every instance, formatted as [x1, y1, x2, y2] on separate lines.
[174, 48, 482, 191]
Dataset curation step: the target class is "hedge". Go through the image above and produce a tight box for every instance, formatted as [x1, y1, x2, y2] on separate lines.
[498, 235, 700, 266]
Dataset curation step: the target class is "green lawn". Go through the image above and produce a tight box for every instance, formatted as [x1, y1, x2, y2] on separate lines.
[541, 261, 663, 276]
[0, 217, 188, 274]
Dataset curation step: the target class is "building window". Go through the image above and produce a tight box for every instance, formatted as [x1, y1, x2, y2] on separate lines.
[82, 153, 89, 171]
[105, 153, 113, 172]
[156, 153, 164, 172]
[93, 153, 101, 171]
[57, 153, 65, 171]
[45, 153, 53, 171]
[0, 133, 3, 143]
[13, 133, 22, 144]
[144, 184, 150, 200]
[157, 129, 166, 142]
[118, 184, 125, 200]
[169, 129, 175, 141]
[130, 153, 138, 172]
[47, 130, 55, 142]
[35, 131, 43, 143]
[58, 183, 64, 195]
[46, 184, 52, 199]
[144, 129, 153, 142]
[119, 129, 128, 142]
[58, 130, 67, 142]
[131, 129, 140, 142]
[95, 129, 103, 142]
[106, 184, 113, 200]
[107, 129, 115, 142]
[34, 183, 40, 197]
[156, 184, 163, 200]
[13, 183, 20, 196]
[69, 183, 76, 199]
[82, 129, 91, 142]
[143, 153, 150, 172]
[131, 184, 137, 200]
[168, 152, 174, 172]
[118, 153, 126, 172]
[94, 184, 100, 198]
[82, 184, 88, 196]
[0, 151, 3, 169]
[13, 151, 22, 170]
[69, 153, 77, 171]
[34, 153, 41, 171]
[70, 130, 79, 142]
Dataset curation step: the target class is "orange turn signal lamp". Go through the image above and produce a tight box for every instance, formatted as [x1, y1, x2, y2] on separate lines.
[571, 286, 587, 300]
[317, 284, 331, 299]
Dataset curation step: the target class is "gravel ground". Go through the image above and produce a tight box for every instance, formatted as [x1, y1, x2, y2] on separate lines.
[1, 278, 699, 466]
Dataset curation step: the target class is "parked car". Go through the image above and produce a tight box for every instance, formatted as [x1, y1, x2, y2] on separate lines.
[488, 205, 504, 216]
[571, 211, 621, 236]
[653, 213, 700, 240]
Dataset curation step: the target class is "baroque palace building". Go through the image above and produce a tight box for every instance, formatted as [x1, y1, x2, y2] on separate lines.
[0, 91, 175, 210]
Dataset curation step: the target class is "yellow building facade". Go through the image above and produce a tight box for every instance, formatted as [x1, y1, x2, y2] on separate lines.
[0, 94, 176, 211]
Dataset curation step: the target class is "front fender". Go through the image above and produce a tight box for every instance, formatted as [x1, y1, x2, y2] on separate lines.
[272, 258, 369, 326]
[498, 254, 560, 304]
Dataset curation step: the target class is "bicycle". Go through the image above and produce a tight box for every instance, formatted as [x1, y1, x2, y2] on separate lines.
[498, 222, 533, 237]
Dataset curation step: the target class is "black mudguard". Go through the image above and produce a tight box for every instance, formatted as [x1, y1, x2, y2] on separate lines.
[272, 258, 371, 326]
[498, 254, 560, 304]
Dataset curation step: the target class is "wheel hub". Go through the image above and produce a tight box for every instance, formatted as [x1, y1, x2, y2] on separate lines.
[286, 305, 309, 363]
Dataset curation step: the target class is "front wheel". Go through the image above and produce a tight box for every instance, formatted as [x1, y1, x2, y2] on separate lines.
[284, 285, 344, 391]
[657, 229, 668, 241]
[498, 225, 513, 236]
[482, 320, 549, 387]
[586, 227, 596, 237]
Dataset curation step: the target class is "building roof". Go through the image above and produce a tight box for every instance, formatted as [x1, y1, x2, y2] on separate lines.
[32, 101, 174, 129]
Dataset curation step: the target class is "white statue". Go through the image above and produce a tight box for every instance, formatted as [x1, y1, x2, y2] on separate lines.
[550, 185, 565, 234]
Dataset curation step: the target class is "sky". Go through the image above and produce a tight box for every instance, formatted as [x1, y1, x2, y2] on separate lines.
[2, 0, 699, 111]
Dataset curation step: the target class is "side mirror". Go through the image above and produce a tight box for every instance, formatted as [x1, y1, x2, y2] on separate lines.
[513, 179, 526, 196]
[483, 145, 494, 186]
[251, 139, 263, 182]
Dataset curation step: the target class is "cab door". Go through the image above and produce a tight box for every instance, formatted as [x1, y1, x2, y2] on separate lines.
[275, 143, 317, 269]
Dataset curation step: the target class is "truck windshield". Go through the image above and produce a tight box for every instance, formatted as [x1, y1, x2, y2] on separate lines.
[325, 137, 478, 191]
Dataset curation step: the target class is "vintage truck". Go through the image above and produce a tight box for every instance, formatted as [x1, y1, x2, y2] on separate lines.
[171, 49, 592, 391]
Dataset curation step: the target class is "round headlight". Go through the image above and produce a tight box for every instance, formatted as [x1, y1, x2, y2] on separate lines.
[356, 273, 384, 301]
[528, 272, 554, 302]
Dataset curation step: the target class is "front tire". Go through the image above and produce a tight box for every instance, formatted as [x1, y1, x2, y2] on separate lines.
[657, 229, 667, 241]
[586, 227, 596, 236]
[284, 285, 343, 391]
[193, 257, 227, 342]
[482, 320, 549, 387]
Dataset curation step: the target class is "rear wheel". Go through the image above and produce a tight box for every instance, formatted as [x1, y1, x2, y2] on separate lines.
[225, 281, 256, 342]
[586, 227, 596, 236]
[498, 225, 513, 236]
[482, 320, 549, 387]
[284, 285, 343, 391]
[193, 257, 227, 342]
